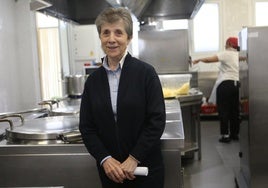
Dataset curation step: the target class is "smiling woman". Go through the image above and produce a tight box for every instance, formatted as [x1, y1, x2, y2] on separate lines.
[99, 20, 131, 69]
[79, 7, 166, 188]
[95, 8, 133, 68]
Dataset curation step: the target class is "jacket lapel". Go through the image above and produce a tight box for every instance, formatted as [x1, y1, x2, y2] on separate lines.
[117, 54, 131, 113]
[100, 67, 115, 122]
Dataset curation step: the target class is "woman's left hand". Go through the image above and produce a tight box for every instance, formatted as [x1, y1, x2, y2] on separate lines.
[120, 156, 138, 180]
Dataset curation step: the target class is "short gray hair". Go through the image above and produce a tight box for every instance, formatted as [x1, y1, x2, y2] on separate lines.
[95, 7, 133, 39]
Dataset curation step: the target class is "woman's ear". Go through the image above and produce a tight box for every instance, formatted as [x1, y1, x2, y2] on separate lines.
[127, 36, 133, 44]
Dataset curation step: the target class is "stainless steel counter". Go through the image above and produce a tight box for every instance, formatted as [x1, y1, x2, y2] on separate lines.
[0, 143, 182, 188]
[0, 143, 100, 187]
[178, 92, 203, 159]
[0, 99, 184, 188]
[177, 92, 203, 106]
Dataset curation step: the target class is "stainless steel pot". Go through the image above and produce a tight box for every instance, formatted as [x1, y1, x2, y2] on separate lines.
[38, 98, 81, 116]
[0, 114, 80, 144]
[65, 75, 88, 97]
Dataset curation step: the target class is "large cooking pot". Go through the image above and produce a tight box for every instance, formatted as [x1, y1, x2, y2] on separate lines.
[0, 114, 81, 144]
[38, 98, 81, 116]
[65, 75, 88, 98]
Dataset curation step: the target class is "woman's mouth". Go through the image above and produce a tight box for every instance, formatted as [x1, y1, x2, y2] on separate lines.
[107, 46, 118, 50]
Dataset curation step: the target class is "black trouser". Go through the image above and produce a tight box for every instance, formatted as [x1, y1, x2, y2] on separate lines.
[216, 80, 240, 136]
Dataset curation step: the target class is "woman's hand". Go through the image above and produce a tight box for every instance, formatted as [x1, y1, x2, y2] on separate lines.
[120, 156, 138, 180]
[102, 157, 126, 183]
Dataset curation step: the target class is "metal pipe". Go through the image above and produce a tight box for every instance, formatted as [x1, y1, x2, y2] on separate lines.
[0, 108, 48, 118]
[0, 114, 24, 130]
[38, 101, 53, 111]
[0, 119, 14, 130]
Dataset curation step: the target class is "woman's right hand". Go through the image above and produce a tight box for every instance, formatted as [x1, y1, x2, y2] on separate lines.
[102, 157, 126, 183]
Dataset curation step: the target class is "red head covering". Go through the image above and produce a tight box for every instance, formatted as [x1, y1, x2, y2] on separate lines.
[226, 37, 238, 49]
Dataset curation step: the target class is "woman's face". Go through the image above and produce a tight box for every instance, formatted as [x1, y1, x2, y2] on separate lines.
[100, 19, 131, 63]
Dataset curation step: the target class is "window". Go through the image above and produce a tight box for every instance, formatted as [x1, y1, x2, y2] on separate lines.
[255, 1, 268, 26]
[162, 19, 188, 30]
[36, 12, 62, 100]
[36, 12, 58, 28]
[192, 3, 220, 53]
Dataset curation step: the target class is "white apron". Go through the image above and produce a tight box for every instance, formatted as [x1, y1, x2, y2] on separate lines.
[208, 72, 224, 104]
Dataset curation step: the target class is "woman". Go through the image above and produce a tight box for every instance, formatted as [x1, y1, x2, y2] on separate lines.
[79, 7, 166, 188]
[193, 37, 240, 143]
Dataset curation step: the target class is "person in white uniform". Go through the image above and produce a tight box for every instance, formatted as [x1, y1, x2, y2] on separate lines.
[192, 37, 240, 143]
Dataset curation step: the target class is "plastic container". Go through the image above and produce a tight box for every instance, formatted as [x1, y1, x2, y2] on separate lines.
[201, 104, 217, 114]
[159, 74, 192, 98]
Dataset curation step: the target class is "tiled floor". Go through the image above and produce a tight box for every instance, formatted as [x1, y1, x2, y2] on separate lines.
[182, 120, 240, 188]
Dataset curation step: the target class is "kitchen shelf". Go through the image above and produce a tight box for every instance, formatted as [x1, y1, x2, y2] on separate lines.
[180, 142, 198, 155]
[200, 113, 219, 120]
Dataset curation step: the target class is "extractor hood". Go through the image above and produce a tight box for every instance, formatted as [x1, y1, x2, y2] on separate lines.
[140, 0, 205, 21]
[36, 0, 204, 25]
[37, 0, 112, 24]
[106, 0, 152, 18]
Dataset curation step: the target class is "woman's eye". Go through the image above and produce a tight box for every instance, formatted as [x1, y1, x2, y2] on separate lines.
[101, 29, 125, 37]
[102, 30, 110, 36]
[115, 30, 123, 35]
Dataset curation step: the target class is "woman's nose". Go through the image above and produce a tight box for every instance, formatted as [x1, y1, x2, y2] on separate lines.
[107, 33, 116, 42]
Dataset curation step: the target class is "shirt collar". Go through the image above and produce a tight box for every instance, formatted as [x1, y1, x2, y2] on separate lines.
[103, 51, 128, 71]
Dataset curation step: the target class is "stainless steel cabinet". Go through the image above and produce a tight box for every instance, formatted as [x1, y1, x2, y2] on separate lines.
[138, 29, 189, 73]
[236, 26, 268, 188]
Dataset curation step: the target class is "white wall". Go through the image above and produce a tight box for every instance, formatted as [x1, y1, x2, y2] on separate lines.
[0, 0, 41, 113]
[222, 0, 252, 40]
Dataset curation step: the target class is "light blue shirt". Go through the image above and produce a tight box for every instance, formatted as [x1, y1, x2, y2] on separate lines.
[103, 61, 121, 121]
[100, 51, 127, 165]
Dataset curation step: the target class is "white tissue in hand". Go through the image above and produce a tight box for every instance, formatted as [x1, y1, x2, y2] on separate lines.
[133, 167, 148, 176]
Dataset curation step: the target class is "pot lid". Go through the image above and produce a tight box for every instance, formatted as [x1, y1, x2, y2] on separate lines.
[51, 105, 80, 115]
[6, 116, 79, 141]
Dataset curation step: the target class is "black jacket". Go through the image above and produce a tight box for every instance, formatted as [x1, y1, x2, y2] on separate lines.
[79, 53, 166, 168]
